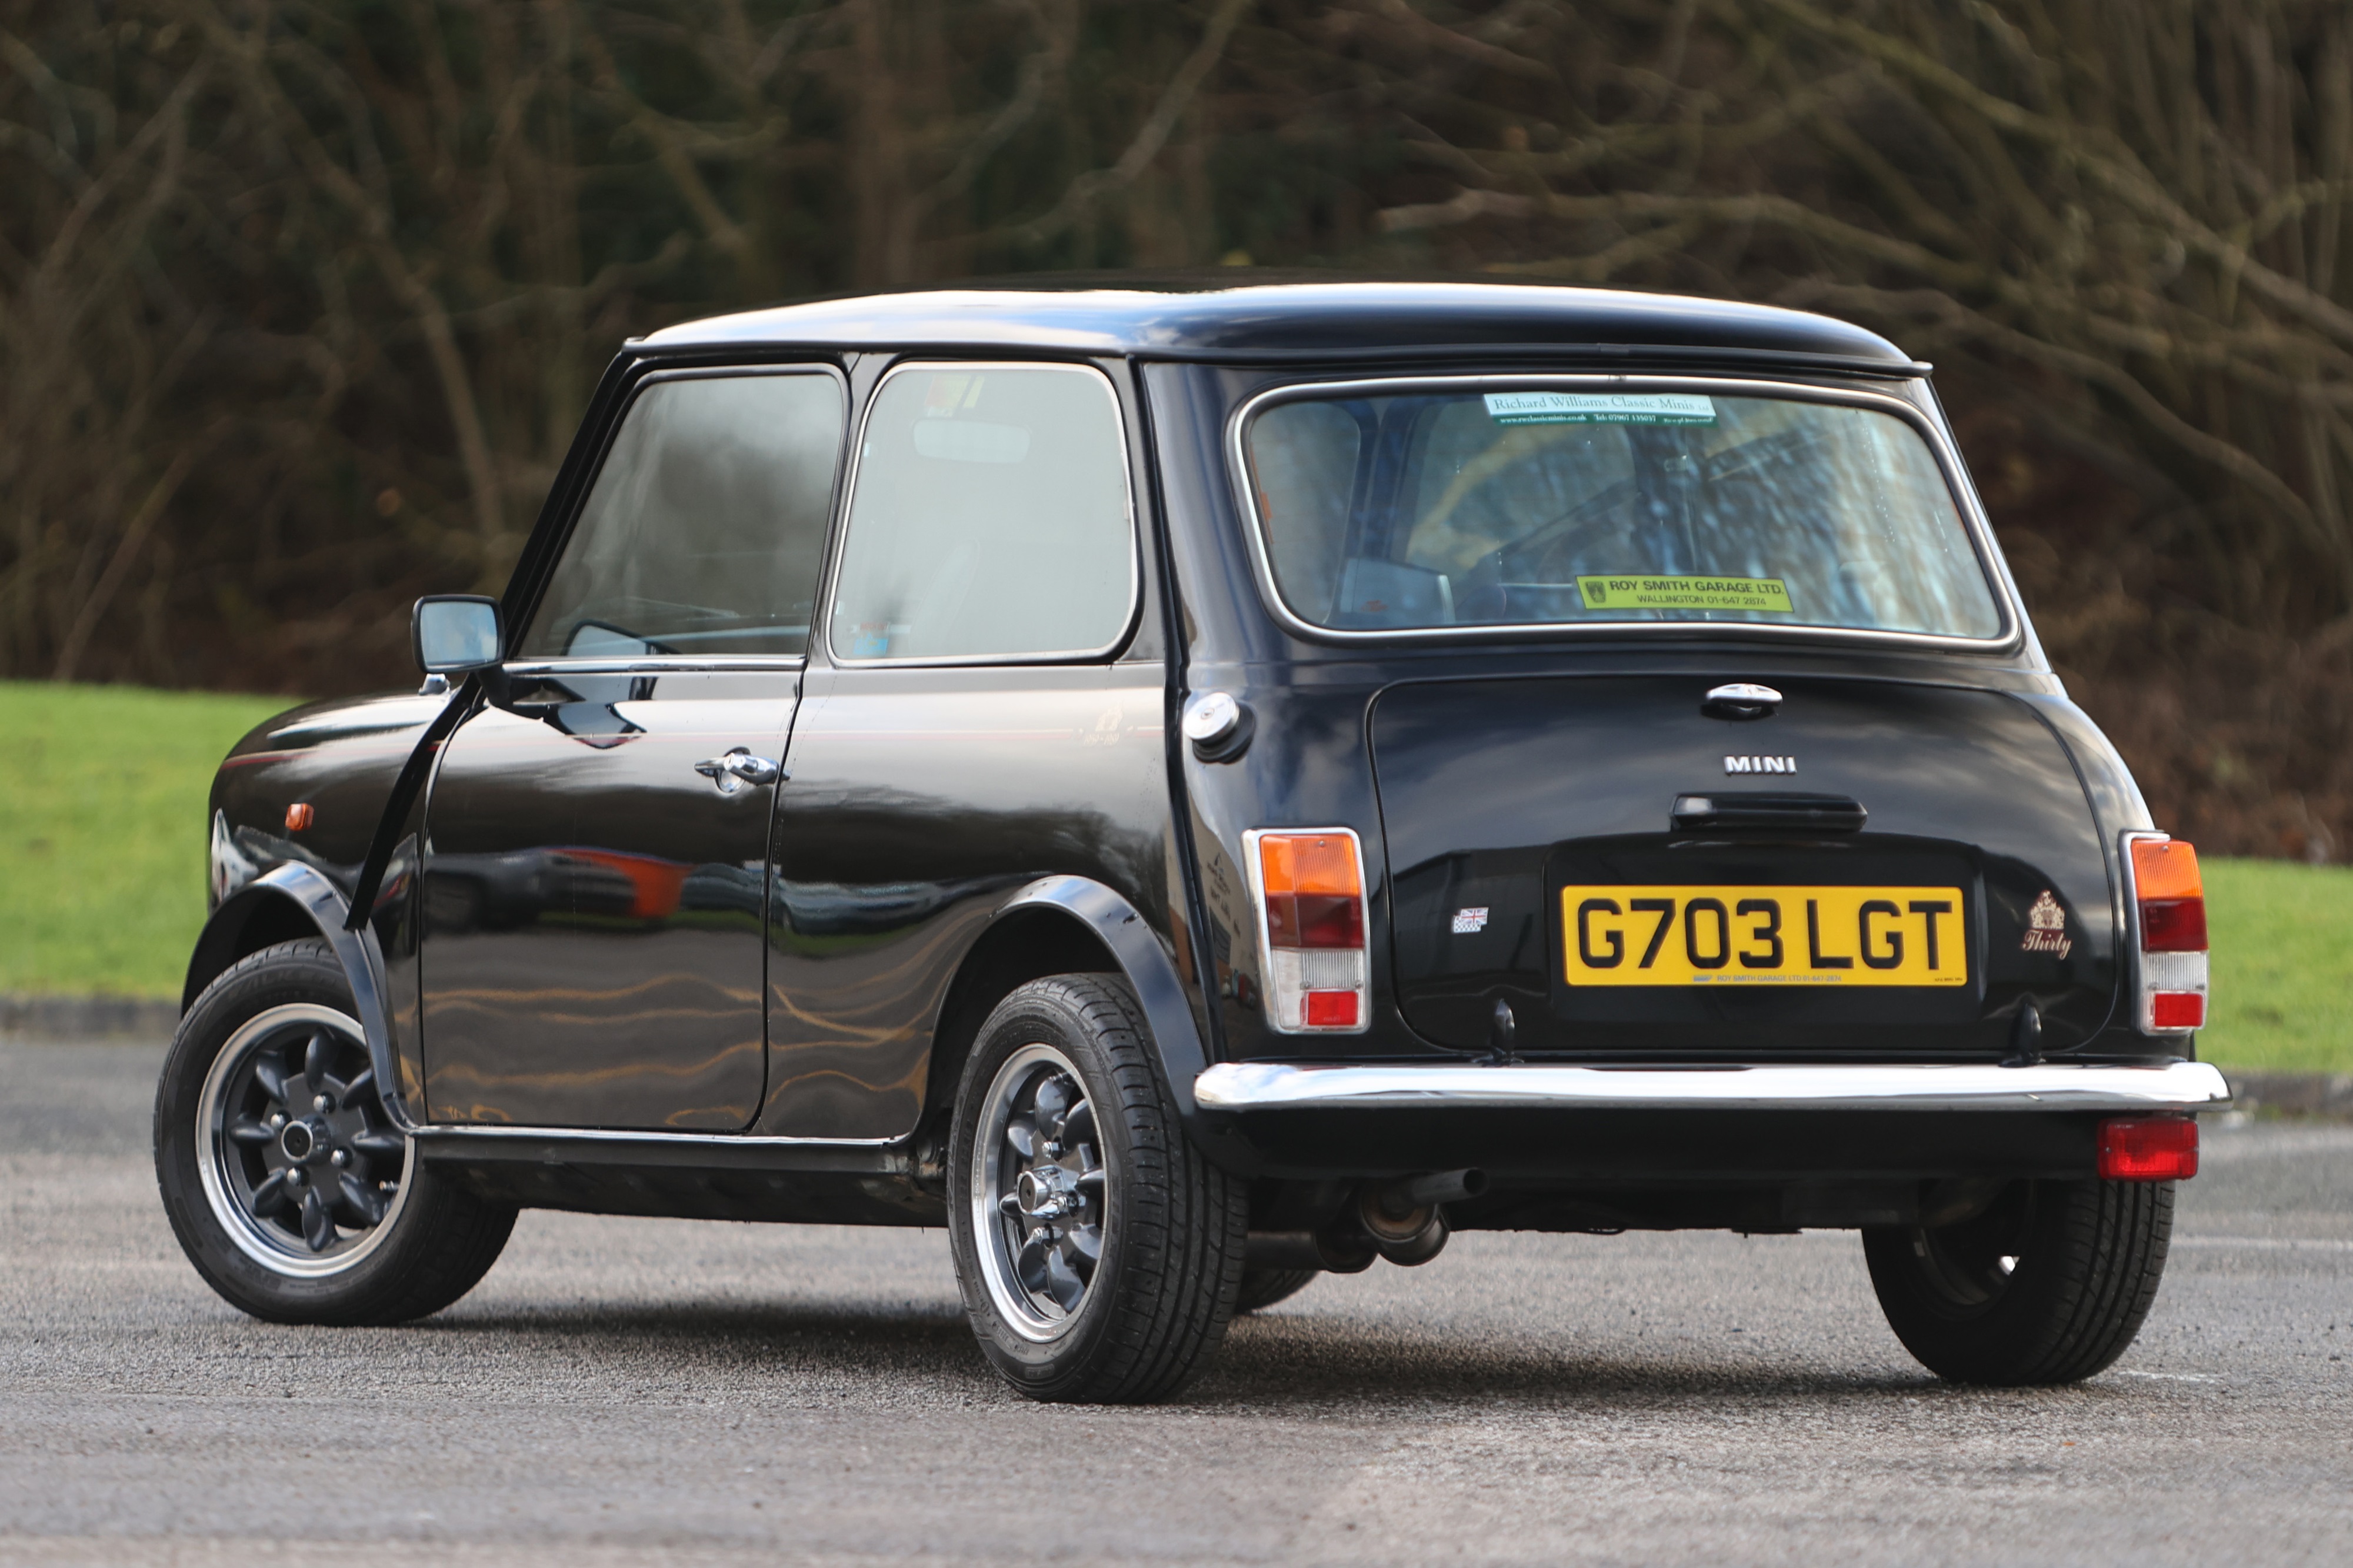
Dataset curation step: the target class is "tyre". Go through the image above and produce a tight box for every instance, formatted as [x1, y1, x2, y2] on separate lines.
[1863, 1176, 2174, 1385]
[154, 938, 516, 1325]
[1234, 1267, 1319, 1314]
[947, 975, 1248, 1403]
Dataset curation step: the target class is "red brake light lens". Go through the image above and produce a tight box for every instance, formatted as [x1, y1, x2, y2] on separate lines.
[2150, 992, 2206, 1029]
[2098, 1116, 2199, 1180]
[2140, 898, 2208, 952]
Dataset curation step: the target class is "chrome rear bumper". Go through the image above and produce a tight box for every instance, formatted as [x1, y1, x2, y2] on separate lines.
[1194, 1060, 2231, 1115]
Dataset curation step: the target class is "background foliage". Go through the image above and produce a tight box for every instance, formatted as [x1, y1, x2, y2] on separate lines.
[5, 0, 2351, 856]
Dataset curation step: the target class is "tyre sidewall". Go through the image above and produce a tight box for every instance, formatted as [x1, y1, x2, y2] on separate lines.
[946, 982, 1148, 1398]
[155, 941, 460, 1325]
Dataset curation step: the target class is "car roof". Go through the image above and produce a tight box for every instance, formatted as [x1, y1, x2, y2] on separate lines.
[635, 273, 1922, 373]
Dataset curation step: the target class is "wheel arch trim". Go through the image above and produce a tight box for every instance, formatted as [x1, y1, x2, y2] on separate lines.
[184, 863, 422, 1134]
[990, 876, 1209, 1122]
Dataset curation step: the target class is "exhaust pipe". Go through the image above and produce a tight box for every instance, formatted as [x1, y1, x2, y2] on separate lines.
[1244, 1169, 1488, 1275]
[1246, 1229, 1374, 1274]
[1356, 1167, 1487, 1267]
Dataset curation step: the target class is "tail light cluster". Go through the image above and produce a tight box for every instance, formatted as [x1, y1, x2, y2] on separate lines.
[1246, 829, 1369, 1033]
[2127, 834, 2208, 1033]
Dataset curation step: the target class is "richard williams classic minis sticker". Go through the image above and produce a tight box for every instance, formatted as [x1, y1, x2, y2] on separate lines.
[2020, 889, 2072, 959]
[1577, 575, 1794, 613]
[1482, 391, 1718, 426]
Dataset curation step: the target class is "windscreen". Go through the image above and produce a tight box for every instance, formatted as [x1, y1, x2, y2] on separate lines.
[1241, 387, 2004, 639]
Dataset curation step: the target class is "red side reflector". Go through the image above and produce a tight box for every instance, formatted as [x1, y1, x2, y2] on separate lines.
[1304, 990, 1360, 1027]
[2150, 992, 2206, 1029]
[2098, 1116, 2199, 1180]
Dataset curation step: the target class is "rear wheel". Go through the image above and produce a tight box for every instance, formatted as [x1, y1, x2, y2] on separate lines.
[155, 939, 516, 1325]
[947, 975, 1248, 1403]
[1863, 1176, 2174, 1384]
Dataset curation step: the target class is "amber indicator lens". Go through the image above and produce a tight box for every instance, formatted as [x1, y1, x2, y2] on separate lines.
[284, 803, 315, 832]
[2097, 1115, 2199, 1180]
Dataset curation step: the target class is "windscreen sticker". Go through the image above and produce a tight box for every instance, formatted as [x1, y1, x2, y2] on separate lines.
[1483, 391, 1717, 426]
[1577, 575, 1794, 613]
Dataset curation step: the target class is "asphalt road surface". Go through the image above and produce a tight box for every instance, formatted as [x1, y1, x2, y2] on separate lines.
[3, 1037, 2347, 1567]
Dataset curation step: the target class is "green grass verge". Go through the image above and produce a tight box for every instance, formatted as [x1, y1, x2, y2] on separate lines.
[1, 682, 2346, 1069]
[2199, 857, 2353, 1072]
[1, 680, 294, 999]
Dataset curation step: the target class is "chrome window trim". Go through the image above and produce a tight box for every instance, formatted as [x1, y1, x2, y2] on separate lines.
[825, 358, 1142, 668]
[501, 656, 806, 676]
[1195, 1059, 2231, 1114]
[1222, 373, 2026, 655]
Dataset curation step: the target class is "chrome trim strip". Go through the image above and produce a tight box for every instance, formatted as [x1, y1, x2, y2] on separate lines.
[1222, 373, 2026, 656]
[1194, 1060, 2232, 1113]
[406, 1123, 899, 1150]
[502, 658, 807, 675]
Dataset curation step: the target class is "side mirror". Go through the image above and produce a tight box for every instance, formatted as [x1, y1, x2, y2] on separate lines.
[412, 595, 503, 675]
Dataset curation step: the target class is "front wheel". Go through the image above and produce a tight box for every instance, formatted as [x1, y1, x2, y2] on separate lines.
[155, 939, 516, 1325]
[947, 975, 1248, 1403]
[1864, 1176, 2174, 1385]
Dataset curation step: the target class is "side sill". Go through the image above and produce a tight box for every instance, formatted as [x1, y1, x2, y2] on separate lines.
[410, 1123, 907, 1174]
[1195, 1060, 2232, 1115]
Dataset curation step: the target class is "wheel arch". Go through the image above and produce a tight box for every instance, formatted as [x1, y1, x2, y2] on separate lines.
[182, 864, 419, 1132]
[918, 876, 1226, 1165]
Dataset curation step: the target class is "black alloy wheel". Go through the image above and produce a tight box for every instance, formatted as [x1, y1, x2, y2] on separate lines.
[947, 975, 1248, 1403]
[201, 1005, 410, 1268]
[1863, 1176, 2175, 1385]
[156, 939, 516, 1325]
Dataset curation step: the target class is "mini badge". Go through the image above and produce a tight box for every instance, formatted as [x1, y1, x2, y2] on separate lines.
[2020, 889, 2072, 959]
[1452, 906, 1491, 935]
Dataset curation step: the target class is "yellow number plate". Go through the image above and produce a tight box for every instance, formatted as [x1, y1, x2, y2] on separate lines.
[1562, 885, 1968, 987]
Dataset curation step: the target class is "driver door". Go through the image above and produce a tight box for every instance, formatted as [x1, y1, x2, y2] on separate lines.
[419, 366, 845, 1129]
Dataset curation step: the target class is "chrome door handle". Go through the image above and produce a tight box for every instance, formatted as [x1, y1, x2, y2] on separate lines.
[692, 748, 784, 794]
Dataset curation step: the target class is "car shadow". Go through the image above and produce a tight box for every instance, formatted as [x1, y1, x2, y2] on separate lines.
[408, 1295, 2007, 1411]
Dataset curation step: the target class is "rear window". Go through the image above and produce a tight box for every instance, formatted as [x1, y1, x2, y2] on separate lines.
[1239, 385, 2004, 639]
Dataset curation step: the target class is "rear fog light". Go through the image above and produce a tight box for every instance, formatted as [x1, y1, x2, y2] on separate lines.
[2098, 1115, 2199, 1180]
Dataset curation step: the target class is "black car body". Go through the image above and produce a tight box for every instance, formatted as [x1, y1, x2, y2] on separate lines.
[165, 279, 2224, 1399]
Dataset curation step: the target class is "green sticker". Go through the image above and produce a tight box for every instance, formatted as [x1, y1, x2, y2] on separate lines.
[1577, 575, 1794, 613]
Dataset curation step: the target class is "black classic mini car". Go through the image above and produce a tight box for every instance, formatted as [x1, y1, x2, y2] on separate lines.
[156, 278, 2226, 1403]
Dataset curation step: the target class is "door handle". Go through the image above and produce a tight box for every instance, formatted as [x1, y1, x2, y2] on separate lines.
[693, 748, 785, 794]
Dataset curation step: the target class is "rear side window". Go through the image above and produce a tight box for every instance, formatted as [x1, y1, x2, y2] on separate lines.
[522, 371, 844, 658]
[1242, 385, 2004, 640]
[829, 363, 1134, 661]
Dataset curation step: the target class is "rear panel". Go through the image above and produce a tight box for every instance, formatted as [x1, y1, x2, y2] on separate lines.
[1373, 673, 2117, 1059]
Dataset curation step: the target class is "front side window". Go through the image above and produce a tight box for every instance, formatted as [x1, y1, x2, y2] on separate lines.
[829, 363, 1134, 661]
[522, 371, 845, 658]
[1241, 385, 2004, 640]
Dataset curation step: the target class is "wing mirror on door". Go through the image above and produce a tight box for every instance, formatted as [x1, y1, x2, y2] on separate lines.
[412, 595, 504, 676]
